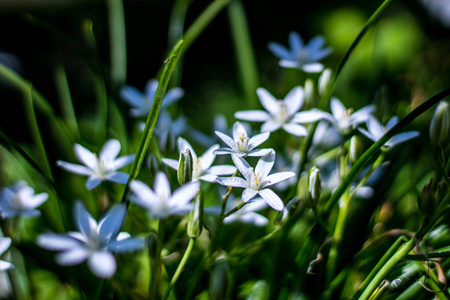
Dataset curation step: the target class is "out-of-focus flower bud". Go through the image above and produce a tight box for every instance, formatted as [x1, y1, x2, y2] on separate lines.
[147, 233, 158, 258]
[210, 259, 230, 300]
[430, 101, 450, 146]
[187, 190, 203, 238]
[349, 136, 359, 163]
[417, 178, 437, 218]
[178, 148, 193, 185]
[318, 68, 332, 97]
[304, 78, 315, 107]
[308, 166, 321, 206]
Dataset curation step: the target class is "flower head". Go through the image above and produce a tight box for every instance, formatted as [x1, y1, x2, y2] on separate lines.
[162, 137, 236, 182]
[37, 202, 144, 278]
[268, 31, 332, 73]
[129, 172, 200, 219]
[215, 152, 295, 211]
[235, 86, 323, 136]
[57, 139, 135, 190]
[359, 116, 419, 148]
[214, 121, 272, 158]
[0, 238, 14, 271]
[120, 79, 184, 117]
[0, 181, 48, 218]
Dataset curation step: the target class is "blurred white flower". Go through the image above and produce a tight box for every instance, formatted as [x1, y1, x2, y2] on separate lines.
[215, 152, 295, 211]
[120, 79, 184, 117]
[57, 139, 135, 190]
[214, 121, 272, 158]
[235, 86, 323, 136]
[268, 32, 332, 72]
[37, 202, 144, 278]
[0, 238, 14, 271]
[0, 181, 48, 218]
[129, 172, 200, 219]
[359, 116, 419, 148]
[224, 198, 269, 227]
[163, 137, 236, 182]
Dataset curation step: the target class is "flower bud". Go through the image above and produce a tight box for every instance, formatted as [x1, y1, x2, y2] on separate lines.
[304, 78, 315, 107]
[318, 68, 332, 97]
[417, 178, 437, 218]
[210, 259, 230, 300]
[349, 135, 359, 163]
[187, 190, 203, 238]
[430, 101, 450, 146]
[308, 166, 321, 205]
[178, 148, 193, 185]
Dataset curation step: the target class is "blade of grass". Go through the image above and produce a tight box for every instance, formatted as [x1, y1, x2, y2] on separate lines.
[107, 0, 127, 89]
[121, 40, 184, 203]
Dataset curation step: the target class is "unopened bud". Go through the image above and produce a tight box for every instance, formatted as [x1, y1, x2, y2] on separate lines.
[304, 78, 315, 107]
[349, 136, 359, 163]
[308, 166, 321, 205]
[417, 178, 437, 218]
[187, 190, 203, 238]
[430, 101, 450, 146]
[318, 68, 332, 97]
[210, 259, 230, 300]
[178, 148, 193, 185]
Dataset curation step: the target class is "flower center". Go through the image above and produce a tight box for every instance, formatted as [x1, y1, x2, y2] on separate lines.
[275, 102, 290, 124]
[338, 108, 354, 131]
[296, 49, 308, 64]
[250, 171, 264, 190]
[236, 133, 249, 153]
[193, 159, 202, 179]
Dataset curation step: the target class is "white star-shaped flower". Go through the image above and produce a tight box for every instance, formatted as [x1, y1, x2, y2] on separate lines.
[215, 152, 295, 211]
[162, 137, 236, 182]
[57, 139, 135, 190]
[214, 121, 273, 158]
[120, 79, 184, 117]
[0, 181, 48, 219]
[268, 31, 332, 73]
[0, 238, 14, 271]
[235, 86, 324, 136]
[37, 202, 144, 278]
[359, 116, 419, 148]
[129, 172, 200, 219]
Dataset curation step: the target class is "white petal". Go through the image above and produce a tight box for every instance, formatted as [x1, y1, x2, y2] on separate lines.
[268, 42, 291, 60]
[88, 251, 117, 278]
[261, 120, 282, 133]
[302, 63, 324, 73]
[112, 155, 135, 170]
[242, 188, 258, 202]
[37, 234, 82, 251]
[56, 247, 90, 266]
[74, 201, 98, 238]
[56, 161, 92, 176]
[386, 116, 399, 129]
[105, 172, 129, 184]
[215, 177, 248, 189]
[366, 117, 384, 139]
[235, 110, 270, 122]
[170, 181, 200, 207]
[289, 31, 304, 53]
[279, 60, 301, 69]
[154, 172, 172, 201]
[99, 139, 121, 161]
[282, 123, 307, 136]
[255, 151, 275, 177]
[209, 165, 236, 176]
[231, 155, 253, 182]
[162, 87, 184, 107]
[248, 131, 270, 150]
[198, 174, 218, 182]
[257, 88, 279, 115]
[388, 131, 419, 147]
[0, 260, 14, 270]
[98, 203, 127, 244]
[283, 86, 304, 116]
[215, 131, 235, 149]
[108, 237, 145, 253]
[247, 148, 274, 157]
[232, 122, 248, 142]
[330, 98, 346, 119]
[293, 109, 327, 123]
[129, 180, 158, 210]
[74, 144, 98, 171]
[120, 86, 144, 108]
[86, 177, 103, 190]
[199, 144, 219, 170]
[265, 171, 296, 187]
[258, 189, 284, 211]
[0, 238, 11, 255]
[162, 158, 179, 170]
[213, 148, 235, 155]
[177, 137, 197, 161]
[358, 128, 377, 142]
[23, 193, 48, 209]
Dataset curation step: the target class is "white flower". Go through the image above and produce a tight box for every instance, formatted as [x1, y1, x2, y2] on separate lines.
[215, 152, 295, 211]
[37, 202, 144, 278]
[235, 86, 324, 136]
[129, 172, 200, 219]
[268, 32, 332, 73]
[214, 121, 272, 158]
[162, 137, 236, 182]
[57, 139, 135, 190]
[317, 97, 375, 136]
[359, 116, 419, 148]
[120, 79, 184, 117]
[0, 238, 14, 271]
[223, 198, 269, 227]
[0, 181, 48, 218]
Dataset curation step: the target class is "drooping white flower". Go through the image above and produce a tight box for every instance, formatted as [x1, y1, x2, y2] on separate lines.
[57, 139, 135, 190]
[0, 181, 48, 219]
[215, 152, 295, 211]
[317, 97, 375, 136]
[129, 172, 200, 219]
[120, 79, 184, 117]
[162, 137, 236, 182]
[359, 116, 419, 148]
[37, 202, 144, 278]
[235, 86, 324, 136]
[0, 238, 14, 271]
[268, 32, 332, 73]
[214, 121, 272, 158]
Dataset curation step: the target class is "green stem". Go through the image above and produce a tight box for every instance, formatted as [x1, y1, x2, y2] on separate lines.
[358, 238, 415, 300]
[227, 0, 259, 108]
[150, 219, 166, 299]
[107, 0, 127, 89]
[162, 238, 196, 300]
